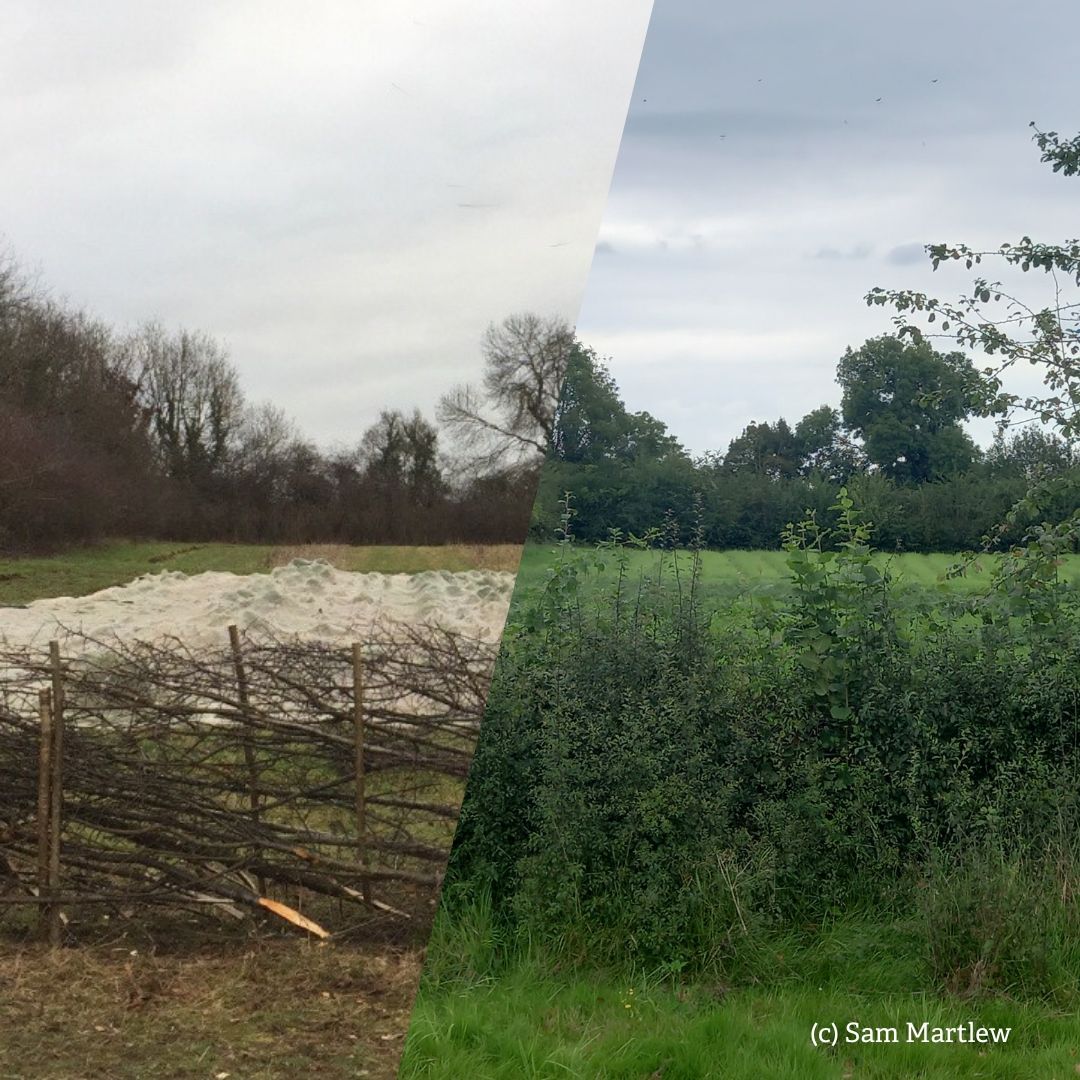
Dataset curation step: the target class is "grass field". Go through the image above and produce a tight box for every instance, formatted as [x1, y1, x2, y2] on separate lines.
[514, 542, 1080, 606]
[6, 539, 1073, 609]
[401, 903, 1080, 1079]
[401, 539, 1080, 1078]
[0, 541, 522, 605]
[402, 961, 1080, 1079]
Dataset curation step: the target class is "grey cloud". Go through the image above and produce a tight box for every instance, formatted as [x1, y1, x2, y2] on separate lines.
[812, 244, 874, 262]
[575, 0, 1080, 456]
[0, 1, 654, 447]
[624, 109, 841, 142]
[887, 242, 931, 265]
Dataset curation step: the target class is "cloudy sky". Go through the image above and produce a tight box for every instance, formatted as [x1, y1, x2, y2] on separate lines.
[0, 0, 652, 448]
[578, 0, 1080, 456]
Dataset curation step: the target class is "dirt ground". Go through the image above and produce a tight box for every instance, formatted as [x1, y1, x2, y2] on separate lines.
[0, 923, 423, 1080]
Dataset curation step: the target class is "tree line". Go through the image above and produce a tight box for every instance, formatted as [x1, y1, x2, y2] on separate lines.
[536, 334, 1080, 551]
[0, 250, 569, 553]
[536, 122, 1080, 554]
[10, 114, 1078, 562]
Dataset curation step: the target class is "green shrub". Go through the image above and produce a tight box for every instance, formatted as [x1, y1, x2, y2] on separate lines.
[448, 493, 1080, 990]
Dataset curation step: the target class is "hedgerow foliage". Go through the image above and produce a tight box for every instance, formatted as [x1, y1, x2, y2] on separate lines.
[448, 494, 1080, 981]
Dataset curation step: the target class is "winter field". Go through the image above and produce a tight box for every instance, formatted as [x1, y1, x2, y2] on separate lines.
[0, 540, 521, 607]
[0, 542, 519, 1080]
[0, 558, 515, 653]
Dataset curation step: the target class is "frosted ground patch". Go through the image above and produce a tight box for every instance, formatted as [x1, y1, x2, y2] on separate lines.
[0, 559, 516, 651]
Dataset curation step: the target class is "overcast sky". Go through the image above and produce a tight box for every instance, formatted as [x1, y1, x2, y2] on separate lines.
[577, 0, 1080, 456]
[0, 0, 652, 449]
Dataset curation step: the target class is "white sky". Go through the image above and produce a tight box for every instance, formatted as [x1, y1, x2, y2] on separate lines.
[0, 0, 653, 449]
[576, 0, 1080, 456]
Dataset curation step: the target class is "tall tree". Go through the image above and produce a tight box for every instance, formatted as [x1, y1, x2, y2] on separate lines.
[723, 419, 801, 479]
[131, 322, 243, 482]
[439, 313, 574, 473]
[551, 342, 685, 465]
[837, 335, 983, 483]
[986, 426, 1075, 481]
[230, 403, 300, 502]
[793, 404, 865, 483]
[359, 408, 444, 505]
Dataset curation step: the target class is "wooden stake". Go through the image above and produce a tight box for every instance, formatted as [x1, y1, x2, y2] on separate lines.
[352, 642, 371, 905]
[228, 624, 265, 894]
[36, 688, 54, 943]
[46, 643, 64, 947]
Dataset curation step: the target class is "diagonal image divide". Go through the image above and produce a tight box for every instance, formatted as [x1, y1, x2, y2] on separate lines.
[0, 5, 653, 1078]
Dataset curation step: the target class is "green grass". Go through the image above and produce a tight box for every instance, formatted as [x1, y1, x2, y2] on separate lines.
[401, 909, 1080, 1080]
[514, 542, 1080, 608]
[401, 892, 1080, 1079]
[402, 961, 1080, 1079]
[399, 543, 1080, 1077]
[0, 541, 522, 605]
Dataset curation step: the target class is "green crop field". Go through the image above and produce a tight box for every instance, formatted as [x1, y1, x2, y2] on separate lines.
[514, 541, 1080, 607]
[0, 540, 522, 605]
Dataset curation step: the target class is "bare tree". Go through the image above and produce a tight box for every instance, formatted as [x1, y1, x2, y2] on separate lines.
[0, 249, 39, 365]
[130, 322, 244, 481]
[228, 402, 300, 503]
[438, 313, 574, 474]
[360, 408, 445, 517]
[233, 403, 297, 473]
[0, 244, 575, 550]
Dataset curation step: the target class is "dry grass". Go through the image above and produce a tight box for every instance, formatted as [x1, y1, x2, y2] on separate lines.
[0, 935, 423, 1079]
[264, 543, 522, 574]
[0, 541, 524, 605]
